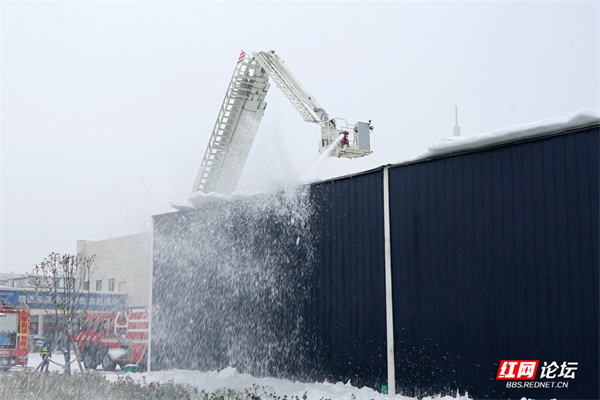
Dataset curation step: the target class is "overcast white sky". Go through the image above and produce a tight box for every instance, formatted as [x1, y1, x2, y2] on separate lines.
[1, 1, 598, 274]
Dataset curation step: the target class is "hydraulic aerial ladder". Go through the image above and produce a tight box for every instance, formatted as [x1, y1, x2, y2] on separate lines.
[192, 50, 373, 195]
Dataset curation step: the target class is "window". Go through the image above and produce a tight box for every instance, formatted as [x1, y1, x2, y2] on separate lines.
[83, 281, 90, 290]
[108, 279, 115, 292]
[30, 315, 39, 335]
[96, 280, 102, 291]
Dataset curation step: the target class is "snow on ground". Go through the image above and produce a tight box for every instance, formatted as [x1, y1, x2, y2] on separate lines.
[27, 351, 86, 373]
[26, 352, 470, 400]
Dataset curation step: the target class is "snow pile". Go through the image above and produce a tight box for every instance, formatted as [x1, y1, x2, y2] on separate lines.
[170, 189, 240, 210]
[106, 367, 470, 400]
[413, 109, 600, 161]
[26, 353, 470, 399]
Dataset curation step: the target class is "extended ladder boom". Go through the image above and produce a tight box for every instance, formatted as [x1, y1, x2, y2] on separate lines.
[252, 51, 327, 124]
[192, 50, 373, 195]
[192, 52, 268, 194]
[252, 50, 373, 159]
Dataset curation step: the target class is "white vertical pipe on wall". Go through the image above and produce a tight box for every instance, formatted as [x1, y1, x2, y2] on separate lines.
[383, 166, 396, 395]
[147, 224, 154, 372]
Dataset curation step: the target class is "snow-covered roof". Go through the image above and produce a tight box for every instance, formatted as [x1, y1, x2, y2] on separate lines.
[413, 109, 600, 161]
[171, 109, 600, 210]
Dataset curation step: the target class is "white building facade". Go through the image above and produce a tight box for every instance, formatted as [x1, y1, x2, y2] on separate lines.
[77, 232, 152, 310]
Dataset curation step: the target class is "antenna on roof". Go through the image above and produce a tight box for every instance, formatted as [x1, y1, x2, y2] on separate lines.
[453, 106, 461, 137]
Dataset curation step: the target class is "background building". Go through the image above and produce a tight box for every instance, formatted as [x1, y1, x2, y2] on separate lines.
[77, 232, 152, 310]
[1, 232, 151, 347]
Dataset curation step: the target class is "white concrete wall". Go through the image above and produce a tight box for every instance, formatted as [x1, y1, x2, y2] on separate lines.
[78, 232, 152, 309]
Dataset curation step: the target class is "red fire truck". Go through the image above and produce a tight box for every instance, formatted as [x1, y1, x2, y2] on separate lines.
[72, 309, 149, 371]
[0, 303, 30, 370]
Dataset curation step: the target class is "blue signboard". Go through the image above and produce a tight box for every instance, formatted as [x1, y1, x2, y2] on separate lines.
[0, 289, 126, 311]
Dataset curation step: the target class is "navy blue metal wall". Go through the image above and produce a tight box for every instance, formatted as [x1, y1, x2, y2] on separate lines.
[389, 125, 599, 399]
[308, 172, 387, 388]
[152, 124, 598, 399]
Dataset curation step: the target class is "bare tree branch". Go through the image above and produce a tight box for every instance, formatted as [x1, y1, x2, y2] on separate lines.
[27, 252, 95, 374]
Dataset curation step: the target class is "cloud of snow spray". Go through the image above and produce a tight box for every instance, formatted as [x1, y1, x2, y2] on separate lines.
[302, 133, 344, 184]
[152, 184, 316, 379]
[236, 114, 306, 195]
[152, 132, 348, 379]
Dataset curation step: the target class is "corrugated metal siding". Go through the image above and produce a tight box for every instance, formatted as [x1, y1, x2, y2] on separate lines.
[151, 124, 598, 399]
[308, 170, 387, 388]
[389, 126, 599, 399]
